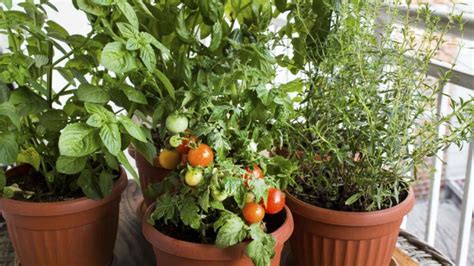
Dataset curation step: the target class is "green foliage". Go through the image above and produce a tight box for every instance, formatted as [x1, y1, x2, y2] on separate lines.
[279, 0, 473, 211]
[0, 0, 146, 200]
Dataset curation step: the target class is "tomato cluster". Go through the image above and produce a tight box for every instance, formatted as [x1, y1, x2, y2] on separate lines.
[241, 164, 286, 224]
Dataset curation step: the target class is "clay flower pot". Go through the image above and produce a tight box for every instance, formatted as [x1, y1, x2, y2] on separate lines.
[142, 203, 294, 266]
[0, 166, 128, 266]
[135, 151, 171, 207]
[286, 189, 414, 266]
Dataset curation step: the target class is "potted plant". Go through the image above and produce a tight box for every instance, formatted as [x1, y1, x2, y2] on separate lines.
[76, 1, 297, 265]
[0, 1, 148, 265]
[275, 1, 473, 265]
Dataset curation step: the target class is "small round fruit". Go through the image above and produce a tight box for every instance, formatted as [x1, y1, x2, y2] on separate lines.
[166, 114, 188, 133]
[169, 135, 182, 147]
[185, 169, 203, 186]
[242, 202, 265, 224]
[188, 143, 214, 167]
[262, 188, 286, 214]
[212, 189, 228, 201]
[157, 149, 181, 170]
[176, 135, 197, 154]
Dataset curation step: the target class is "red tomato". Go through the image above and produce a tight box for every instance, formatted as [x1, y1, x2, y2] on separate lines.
[243, 164, 264, 186]
[188, 143, 214, 167]
[242, 202, 265, 224]
[176, 135, 197, 154]
[262, 188, 286, 214]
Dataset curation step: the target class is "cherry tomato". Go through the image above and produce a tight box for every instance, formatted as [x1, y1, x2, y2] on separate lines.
[211, 188, 228, 201]
[166, 114, 188, 133]
[261, 188, 286, 214]
[176, 135, 197, 154]
[155, 149, 180, 170]
[243, 164, 264, 186]
[188, 143, 214, 167]
[185, 169, 203, 186]
[242, 202, 265, 224]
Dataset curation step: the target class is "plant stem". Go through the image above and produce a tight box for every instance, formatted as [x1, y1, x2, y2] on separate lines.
[47, 43, 54, 107]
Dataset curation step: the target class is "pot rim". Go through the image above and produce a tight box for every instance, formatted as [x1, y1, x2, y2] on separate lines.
[286, 187, 414, 226]
[142, 203, 294, 261]
[0, 166, 128, 216]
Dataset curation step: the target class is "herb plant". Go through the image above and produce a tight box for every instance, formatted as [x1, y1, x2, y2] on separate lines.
[0, 0, 147, 200]
[77, 0, 297, 265]
[278, 0, 473, 211]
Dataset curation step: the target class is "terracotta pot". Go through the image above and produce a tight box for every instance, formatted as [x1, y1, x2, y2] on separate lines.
[142, 203, 294, 266]
[0, 166, 128, 266]
[286, 189, 414, 266]
[135, 151, 171, 206]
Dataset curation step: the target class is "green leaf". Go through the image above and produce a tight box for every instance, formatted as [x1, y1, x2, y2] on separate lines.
[117, 22, 138, 39]
[92, 0, 115, 5]
[99, 170, 114, 196]
[209, 21, 222, 51]
[104, 150, 119, 170]
[275, 0, 286, 12]
[16, 147, 41, 171]
[1, 0, 12, 9]
[100, 123, 121, 156]
[246, 224, 276, 266]
[248, 178, 268, 204]
[39, 109, 68, 131]
[215, 214, 247, 248]
[59, 123, 101, 157]
[117, 150, 138, 180]
[345, 192, 362, 206]
[126, 38, 142, 51]
[77, 168, 102, 199]
[0, 132, 18, 164]
[121, 85, 147, 104]
[117, 0, 138, 29]
[117, 115, 147, 142]
[101, 42, 137, 73]
[9, 87, 48, 116]
[131, 138, 156, 163]
[76, 0, 107, 16]
[33, 54, 49, 68]
[87, 113, 105, 128]
[149, 193, 175, 224]
[180, 198, 201, 229]
[280, 78, 303, 93]
[0, 102, 20, 129]
[176, 11, 192, 43]
[56, 155, 87, 174]
[198, 187, 210, 212]
[46, 20, 69, 40]
[140, 44, 156, 72]
[76, 84, 110, 104]
[141, 32, 171, 61]
[153, 69, 175, 100]
[84, 102, 116, 122]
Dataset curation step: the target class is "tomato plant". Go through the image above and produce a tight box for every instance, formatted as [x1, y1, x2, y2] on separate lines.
[188, 144, 214, 167]
[242, 202, 265, 224]
[244, 164, 264, 186]
[262, 188, 286, 214]
[176, 135, 197, 154]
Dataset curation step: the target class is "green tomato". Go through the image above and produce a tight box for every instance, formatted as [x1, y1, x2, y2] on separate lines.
[169, 135, 182, 147]
[211, 188, 228, 201]
[166, 114, 188, 133]
[185, 169, 203, 186]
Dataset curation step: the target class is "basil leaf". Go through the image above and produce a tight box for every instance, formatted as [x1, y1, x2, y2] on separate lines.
[139, 44, 156, 72]
[0, 132, 18, 164]
[0, 102, 20, 129]
[56, 155, 87, 174]
[76, 84, 110, 104]
[59, 123, 101, 157]
[101, 42, 137, 73]
[100, 123, 121, 156]
[117, 0, 138, 29]
[117, 115, 147, 142]
[16, 147, 41, 171]
[99, 170, 114, 196]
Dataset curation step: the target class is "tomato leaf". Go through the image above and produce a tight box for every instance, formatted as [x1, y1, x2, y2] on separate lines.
[149, 193, 176, 225]
[180, 198, 201, 229]
[246, 224, 276, 266]
[215, 213, 247, 248]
